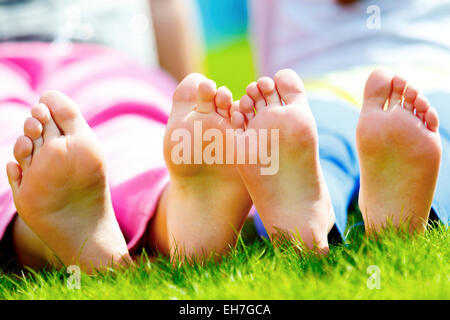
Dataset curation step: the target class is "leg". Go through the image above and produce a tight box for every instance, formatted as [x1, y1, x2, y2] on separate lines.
[150, 0, 204, 81]
[356, 69, 441, 233]
[233, 69, 335, 253]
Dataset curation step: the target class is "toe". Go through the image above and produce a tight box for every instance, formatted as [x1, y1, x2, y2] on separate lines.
[24, 117, 43, 140]
[6, 161, 22, 192]
[39, 90, 87, 135]
[425, 107, 439, 132]
[403, 85, 419, 112]
[215, 86, 233, 118]
[230, 100, 240, 116]
[239, 95, 255, 121]
[414, 94, 431, 124]
[232, 111, 246, 131]
[33, 135, 44, 151]
[362, 69, 393, 113]
[172, 73, 208, 114]
[24, 116, 44, 153]
[246, 82, 266, 110]
[257, 77, 282, 106]
[14, 136, 33, 170]
[273, 69, 306, 105]
[31, 103, 60, 140]
[414, 94, 431, 114]
[196, 79, 217, 114]
[387, 75, 407, 109]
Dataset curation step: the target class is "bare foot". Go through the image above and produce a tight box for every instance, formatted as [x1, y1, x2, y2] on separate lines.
[153, 74, 252, 260]
[6, 91, 130, 272]
[232, 69, 335, 253]
[356, 69, 442, 234]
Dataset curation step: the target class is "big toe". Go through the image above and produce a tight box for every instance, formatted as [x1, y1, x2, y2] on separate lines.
[387, 75, 407, 109]
[39, 90, 87, 135]
[273, 69, 306, 105]
[362, 69, 393, 113]
[172, 73, 208, 114]
[196, 79, 217, 114]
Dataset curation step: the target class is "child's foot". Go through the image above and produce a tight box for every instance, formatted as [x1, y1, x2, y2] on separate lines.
[157, 74, 252, 259]
[6, 91, 130, 272]
[232, 69, 335, 253]
[356, 69, 442, 233]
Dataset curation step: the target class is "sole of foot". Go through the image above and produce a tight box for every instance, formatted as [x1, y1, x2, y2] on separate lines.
[158, 74, 253, 260]
[232, 69, 335, 254]
[356, 69, 442, 234]
[7, 91, 130, 272]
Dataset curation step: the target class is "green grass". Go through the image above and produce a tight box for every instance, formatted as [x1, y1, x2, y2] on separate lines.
[0, 220, 449, 299]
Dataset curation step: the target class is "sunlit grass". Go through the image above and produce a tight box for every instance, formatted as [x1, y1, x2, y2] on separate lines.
[0, 220, 448, 300]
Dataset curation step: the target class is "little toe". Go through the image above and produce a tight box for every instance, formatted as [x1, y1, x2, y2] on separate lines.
[257, 77, 282, 106]
[403, 85, 419, 112]
[39, 90, 87, 135]
[239, 95, 255, 121]
[362, 69, 393, 113]
[6, 161, 22, 192]
[425, 107, 439, 133]
[31, 103, 60, 140]
[387, 75, 407, 109]
[215, 86, 233, 118]
[14, 136, 33, 170]
[273, 69, 306, 105]
[196, 79, 217, 114]
[246, 82, 266, 110]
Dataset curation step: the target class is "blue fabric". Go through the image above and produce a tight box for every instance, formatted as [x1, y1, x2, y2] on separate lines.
[310, 97, 360, 234]
[253, 92, 450, 239]
[426, 91, 450, 225]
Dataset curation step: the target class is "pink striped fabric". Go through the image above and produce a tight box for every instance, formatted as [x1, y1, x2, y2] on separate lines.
[0, 42, 175, 251]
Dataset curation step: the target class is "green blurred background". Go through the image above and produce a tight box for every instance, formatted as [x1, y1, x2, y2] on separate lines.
[197, 0, 256, 99]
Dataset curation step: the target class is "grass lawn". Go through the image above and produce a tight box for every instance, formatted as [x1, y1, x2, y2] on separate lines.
[0, 220, 448, 299]
[0, 36, 449, 300]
